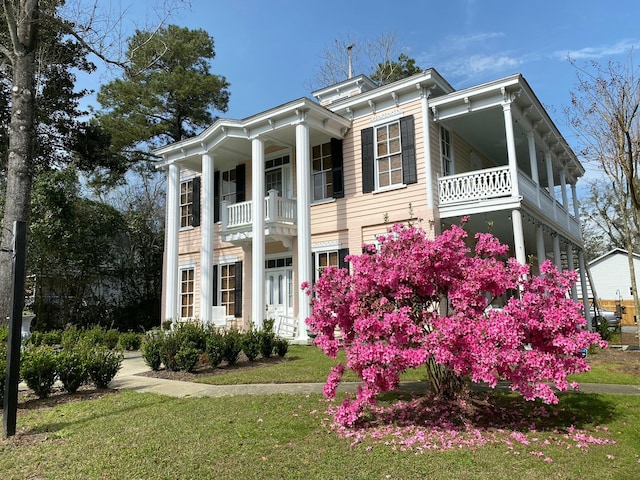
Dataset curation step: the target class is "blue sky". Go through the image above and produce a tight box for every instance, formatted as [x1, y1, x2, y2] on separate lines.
[88, 0, 640, 178]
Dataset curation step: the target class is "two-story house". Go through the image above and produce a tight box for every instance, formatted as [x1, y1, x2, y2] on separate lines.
[155, 68, 591, 341]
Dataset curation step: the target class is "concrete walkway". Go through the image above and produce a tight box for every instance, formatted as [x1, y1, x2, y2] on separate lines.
[110, 351, 640, 399]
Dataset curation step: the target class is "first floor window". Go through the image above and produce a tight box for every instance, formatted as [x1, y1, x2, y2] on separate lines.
[180, 179, 194, 228]
[220, 263, 236, 316]
[316, 250, 339, 276]
[312, 142, 333, 201]
[375, 121, 402, 189]
[180, 267, 195, 317]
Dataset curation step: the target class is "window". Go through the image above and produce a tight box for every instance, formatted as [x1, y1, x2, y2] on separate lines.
[317, 250, 339, 275]
[361, 116, 416, 194]
[180, 267, 195, 318]
[375, 121, 403, 189]
[221, 169, 236, 204]
[441, 126, 453, 176]
[180, 179, 194, 228]
[180, 177, 200, 228]
[313, 142, 333, 201]
[220, 264, 236, 317]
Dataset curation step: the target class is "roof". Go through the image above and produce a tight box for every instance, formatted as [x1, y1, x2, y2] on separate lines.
[589, 248, 640, 268]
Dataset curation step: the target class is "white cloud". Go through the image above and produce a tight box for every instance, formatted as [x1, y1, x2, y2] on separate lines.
[438, 54, 522, 83]
[554, 39, 639, 60]
[445, 32, 506, 51]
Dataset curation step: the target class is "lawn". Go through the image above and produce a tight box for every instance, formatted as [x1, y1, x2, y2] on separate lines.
[1, 390, 639, 479]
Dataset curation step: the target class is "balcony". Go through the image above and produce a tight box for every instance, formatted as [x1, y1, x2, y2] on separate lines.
[220, 189, 297, 245]
[438, 167, 581, 239]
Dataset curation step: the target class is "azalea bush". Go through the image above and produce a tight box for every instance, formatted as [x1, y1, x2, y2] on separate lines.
[305, 222, 605, 426]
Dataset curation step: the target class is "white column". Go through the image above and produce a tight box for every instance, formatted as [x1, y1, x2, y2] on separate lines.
[503, 102, 520, 198]
[296, 119, 311, 341]
[571, 184, 580, 218]
[420, 87, 434, 209]
[560, 169, 568, 208]
[252, 137, 265, 329]
[200, 153, 215, 325]
[545, 151, 556, 199]
[536, 225, 546, 271]
[567, 244, 578, 302]
[512, 209, 526, 266]
[165, 163, 181, 321]
[578, 250, 593, 330]
[553, 236, 562, 270]
[527, 131, 539, 185]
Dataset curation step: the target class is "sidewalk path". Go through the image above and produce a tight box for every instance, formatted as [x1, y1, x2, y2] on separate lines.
[111, 351, 640, 398]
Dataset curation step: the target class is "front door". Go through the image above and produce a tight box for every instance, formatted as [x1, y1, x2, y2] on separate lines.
[265, 267, 293, 320]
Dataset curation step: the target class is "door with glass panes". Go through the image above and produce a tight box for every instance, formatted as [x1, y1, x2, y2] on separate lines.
[265, 257, 293, 320]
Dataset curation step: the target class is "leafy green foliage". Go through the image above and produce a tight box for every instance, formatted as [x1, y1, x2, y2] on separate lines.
[160, 331, 182, 372]
[242, 329, 260, 361]
[222, 329, 243, 365]
[20, 345, 58, 398]
[85, 346, 123, 388]
[118, 331, 142, 351]
[259, 319, 276, 359]
[370, 53, 422, 85]
[56, 348, 88, 393]
[174, 342, 201, 372]
[30, 329, 63, 347]
[141, 330, 164, 371]
[205, 330, 224, 368]
[274, 337, 289, 357]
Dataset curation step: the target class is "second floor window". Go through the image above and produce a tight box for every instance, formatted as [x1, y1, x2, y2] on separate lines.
[180, 179, 194, 228]
[313, 142, 333, 201]
[441, 126, 453, 176]
[221, 169, 236, 204]
[375, 121, 403, 189]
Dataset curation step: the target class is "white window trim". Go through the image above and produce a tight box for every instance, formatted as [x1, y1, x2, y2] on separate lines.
[312, 141, 334, 203]
[373, 120, 405, 192]
[179, 174, 196, 232]
[440, 125, 454, 176]
[218, 262, 237, 319]
[178, 262, 196, 319]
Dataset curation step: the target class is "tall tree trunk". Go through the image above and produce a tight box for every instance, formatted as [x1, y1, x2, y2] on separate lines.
[0, 0, 39, 326]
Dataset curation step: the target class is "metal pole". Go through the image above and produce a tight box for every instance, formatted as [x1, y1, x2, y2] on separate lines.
[3, 221, 27, 438]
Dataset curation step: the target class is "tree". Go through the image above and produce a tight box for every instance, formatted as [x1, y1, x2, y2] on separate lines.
[310, 33, 422, 89]
[568, 53, 640, 345]
[0, 0, 185, 325]
[305, 223, 603, 427]
[96, 24, 230, 161]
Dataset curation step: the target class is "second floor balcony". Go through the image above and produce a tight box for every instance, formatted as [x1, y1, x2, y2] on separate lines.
[438, 166, 581, 240]
[220, 189, 297, 245]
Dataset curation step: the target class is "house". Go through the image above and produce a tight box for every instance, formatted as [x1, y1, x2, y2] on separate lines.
[583, 248, 640, 325]
[154, 68, 590, 341]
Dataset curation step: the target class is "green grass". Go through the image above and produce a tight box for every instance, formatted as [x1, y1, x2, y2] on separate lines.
[197, 345, 427, 385]
[1, 390, 639, 479]
[569, 363, 640, 385]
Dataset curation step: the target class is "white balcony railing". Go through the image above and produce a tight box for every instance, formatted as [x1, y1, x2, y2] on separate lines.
[222, 189, 297, 230]
[438, 166, 512, 205]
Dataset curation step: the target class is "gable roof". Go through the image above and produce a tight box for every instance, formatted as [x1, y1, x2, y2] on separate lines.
[589, 248, 640, 268]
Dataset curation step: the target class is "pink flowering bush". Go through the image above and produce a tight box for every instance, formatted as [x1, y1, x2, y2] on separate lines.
[304, 223, 605, 427]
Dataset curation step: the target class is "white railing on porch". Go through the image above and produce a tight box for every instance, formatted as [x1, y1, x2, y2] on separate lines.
[438, 166, 512, 205]
[222, 189, 297, 230]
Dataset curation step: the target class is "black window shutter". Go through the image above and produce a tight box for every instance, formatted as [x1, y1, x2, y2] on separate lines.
[338, 248, 350, 270]
[212, 265, 218, 306]
[236, 163, 246, 202]
[361, 127, 375, 193]
[191, 176, 201, 227]
[311, 252, 316, 285]
[331, 138, 344, 198]
[234, 261, 243, 318]
[213, 171, 220, 223]
[400, 115, 417, 185]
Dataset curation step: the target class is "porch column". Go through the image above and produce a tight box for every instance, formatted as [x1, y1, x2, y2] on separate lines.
[512, 209, 526, 266]
[578, 250, 593, 331]
[560, 169, 569, 208]
[571, 184, 580, 218]
[503, 102, 520, 198]
[252, 137, 265, 329]
[553, 235, 562, 270]
[200, 152, 215, 325]
[527, 131, 539, 185]
[536, 225, 546, 271]
[420, 86, 434, 209]
[545, 151, 556, 200]
[566, 244, 578, 302]
[165, 163, 181, 321]
[295, 116, 311, 341]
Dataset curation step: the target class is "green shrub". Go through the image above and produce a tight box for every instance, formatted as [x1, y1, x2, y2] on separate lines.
[104, 329, 120, 350]
[31, 329, 63, 347]
[0, 325, 8, 343]
[118, 331, 142, 351]
[141, 330, 164, 371]
[162, 320, 173, 330]
[56, 349, 88, 393]
[61, 326, 82, 350]
[259, 319, 276, 359]
[85, 347, 123, 388]
[174, 342, 201, 372]
[205, 330, 224, 368]
[175, 322, 207, 352]
[274, 337, 289, 357]
[0, 342, 6, 404]
[242, 329, 260, 361]
[20, 345, 58, 398]
[160, 331, 182, 371]
[222, 329, 243, 365]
